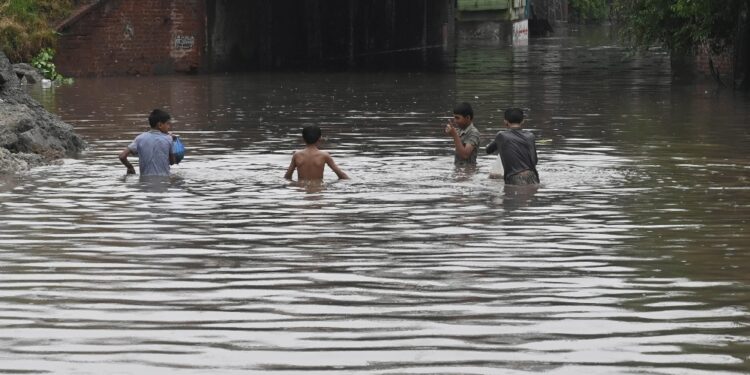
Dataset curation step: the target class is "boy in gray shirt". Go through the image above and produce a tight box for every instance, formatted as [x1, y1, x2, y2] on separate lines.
[119, 109, 176, 176]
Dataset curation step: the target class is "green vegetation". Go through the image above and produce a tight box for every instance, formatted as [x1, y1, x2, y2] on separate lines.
[31, 47, 72, 83]
[613, 0, 741, 52]
[613, 0, 750, 89]
[569, 0, 609, 23]
[0, 0, 73, 62]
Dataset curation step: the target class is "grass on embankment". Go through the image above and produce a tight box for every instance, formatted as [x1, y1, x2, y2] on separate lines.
[0, 0, 73, 62]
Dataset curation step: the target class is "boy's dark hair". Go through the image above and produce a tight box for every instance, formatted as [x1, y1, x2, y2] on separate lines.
[148, 109, 171, 128]
[453, 102, 474, 119]
[302, 125, 322, 144]
[504, 108, 524, 124]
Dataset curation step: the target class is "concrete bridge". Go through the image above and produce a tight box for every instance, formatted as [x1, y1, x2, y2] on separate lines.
[55, 0, 549, 77]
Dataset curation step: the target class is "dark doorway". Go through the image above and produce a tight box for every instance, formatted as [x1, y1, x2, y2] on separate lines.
[207, 0, 455, 71]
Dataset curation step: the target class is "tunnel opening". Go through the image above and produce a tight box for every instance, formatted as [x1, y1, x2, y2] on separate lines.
[207, 0, 455, 71]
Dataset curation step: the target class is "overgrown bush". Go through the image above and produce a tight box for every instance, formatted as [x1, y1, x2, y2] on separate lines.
[569, 0, 609, 23]
[0, 0, 73, 62]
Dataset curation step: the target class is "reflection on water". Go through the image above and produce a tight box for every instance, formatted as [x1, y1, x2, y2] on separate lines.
[2, 26, 749, 373]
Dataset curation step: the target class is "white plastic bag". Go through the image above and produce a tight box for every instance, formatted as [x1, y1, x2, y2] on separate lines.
[489, 155, 504, 179]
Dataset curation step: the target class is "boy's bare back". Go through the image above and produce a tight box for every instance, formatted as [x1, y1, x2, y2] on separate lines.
[285, 145, 348, 181]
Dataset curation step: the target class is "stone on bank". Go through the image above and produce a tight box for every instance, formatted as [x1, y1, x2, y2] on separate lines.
[0, 52, 85, 174]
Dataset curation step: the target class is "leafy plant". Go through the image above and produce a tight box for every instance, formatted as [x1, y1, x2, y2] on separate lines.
[613, 0, 750, 90]
[31, 47, 72, 84]
[613, 0, 743, 53]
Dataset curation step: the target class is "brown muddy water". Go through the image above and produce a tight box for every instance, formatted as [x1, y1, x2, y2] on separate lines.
[1, 27, 749, 374]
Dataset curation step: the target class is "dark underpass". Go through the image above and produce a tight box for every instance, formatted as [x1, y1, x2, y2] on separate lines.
[207, 0, 456, 71]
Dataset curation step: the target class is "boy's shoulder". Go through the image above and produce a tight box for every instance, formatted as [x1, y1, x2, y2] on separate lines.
[465, 123, 481, 134]
[138, 130, 169, 139]
[294, 147, 329, 157]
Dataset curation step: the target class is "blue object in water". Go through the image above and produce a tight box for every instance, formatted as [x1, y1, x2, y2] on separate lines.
[172, 137, 185, 164]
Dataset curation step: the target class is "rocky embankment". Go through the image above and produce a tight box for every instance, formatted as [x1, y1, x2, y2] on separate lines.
[0, 52, 85, 174]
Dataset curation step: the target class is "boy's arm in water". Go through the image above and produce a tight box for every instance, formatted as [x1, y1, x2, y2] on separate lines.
[326, 153, 349, 179]
[118, 148, 136, 174]
[284, 152, 297, 180]
[486, 131, 504, 154]
[486, 140, 498, 154]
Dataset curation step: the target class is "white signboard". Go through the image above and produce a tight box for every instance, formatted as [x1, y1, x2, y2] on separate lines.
[174, 35, 195, 50]
[512, 19, 529, 46]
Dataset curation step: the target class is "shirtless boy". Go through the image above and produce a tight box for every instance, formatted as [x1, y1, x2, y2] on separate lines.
[284, 125, 349, 181]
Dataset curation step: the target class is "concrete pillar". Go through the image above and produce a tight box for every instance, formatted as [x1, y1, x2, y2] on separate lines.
[422, 0, 428, 63]
[348, 0, 356, 66]
[305, 0, 322, 61]
[260, 0, 273, 67]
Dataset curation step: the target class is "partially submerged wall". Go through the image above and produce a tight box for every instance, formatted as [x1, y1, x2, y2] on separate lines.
[56, 0, 206, 77]
[695, 44, 734, 84]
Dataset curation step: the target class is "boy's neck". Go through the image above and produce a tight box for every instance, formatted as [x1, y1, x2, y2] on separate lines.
[304, 144, 319, 150]
[507, 123, 522, 129]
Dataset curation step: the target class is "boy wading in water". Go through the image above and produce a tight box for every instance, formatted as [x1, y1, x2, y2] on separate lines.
[444, 102, 481, 166]
[485, 108, 540, 185]
[285, 125, 349, 181]
[119, 109, 176, 176]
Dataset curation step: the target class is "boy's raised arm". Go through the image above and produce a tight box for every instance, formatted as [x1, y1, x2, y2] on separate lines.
[326, 154, 349, 179]
[284, 153, 297, 180]
[446, 125, 476, 159]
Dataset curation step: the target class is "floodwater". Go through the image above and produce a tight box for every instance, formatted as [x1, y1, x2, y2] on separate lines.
[2, 26, 749, 374]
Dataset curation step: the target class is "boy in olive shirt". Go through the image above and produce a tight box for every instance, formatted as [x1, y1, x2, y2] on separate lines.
[444, 102, 480, 166]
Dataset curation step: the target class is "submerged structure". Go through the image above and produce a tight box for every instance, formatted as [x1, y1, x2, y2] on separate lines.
[55, 0, 457, 76]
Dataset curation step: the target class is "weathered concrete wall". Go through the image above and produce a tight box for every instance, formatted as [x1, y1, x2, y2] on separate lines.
[456, 0, 528, 43]
[56, 0, 206, 77]
[0, 53, 85, 173]
[208, 0, 455, 71]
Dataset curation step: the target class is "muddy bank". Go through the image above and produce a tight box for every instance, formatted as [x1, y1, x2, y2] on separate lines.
[0, 52, 85, 173]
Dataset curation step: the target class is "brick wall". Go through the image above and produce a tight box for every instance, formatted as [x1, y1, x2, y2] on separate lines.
[695, 44, 734, 80]
[56, 0, 206, 77]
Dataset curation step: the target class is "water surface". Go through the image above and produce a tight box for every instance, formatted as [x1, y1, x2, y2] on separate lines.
[1, 26, 749, 374]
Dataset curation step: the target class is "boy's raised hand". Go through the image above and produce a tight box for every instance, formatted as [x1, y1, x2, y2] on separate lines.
[444, 123, 458, 137]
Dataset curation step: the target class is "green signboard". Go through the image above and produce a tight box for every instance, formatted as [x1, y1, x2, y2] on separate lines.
[457, 0, 510, 12]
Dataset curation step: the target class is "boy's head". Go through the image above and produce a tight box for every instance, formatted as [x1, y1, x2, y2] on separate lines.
[148, 109, 171, 128]
[504, 108, 524, 125]
[302, 125, 322, 145]
[452, 102, 474, 128]
[453, 102, 474, 120]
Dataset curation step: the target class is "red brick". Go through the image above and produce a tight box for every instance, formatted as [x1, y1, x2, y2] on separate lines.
[56, 0, 205, 77]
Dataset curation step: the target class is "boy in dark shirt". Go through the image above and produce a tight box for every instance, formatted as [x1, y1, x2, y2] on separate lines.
[485, 108, 540, 185]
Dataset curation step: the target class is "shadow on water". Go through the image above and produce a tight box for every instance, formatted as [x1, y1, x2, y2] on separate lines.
[1, 24, 748, 374]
